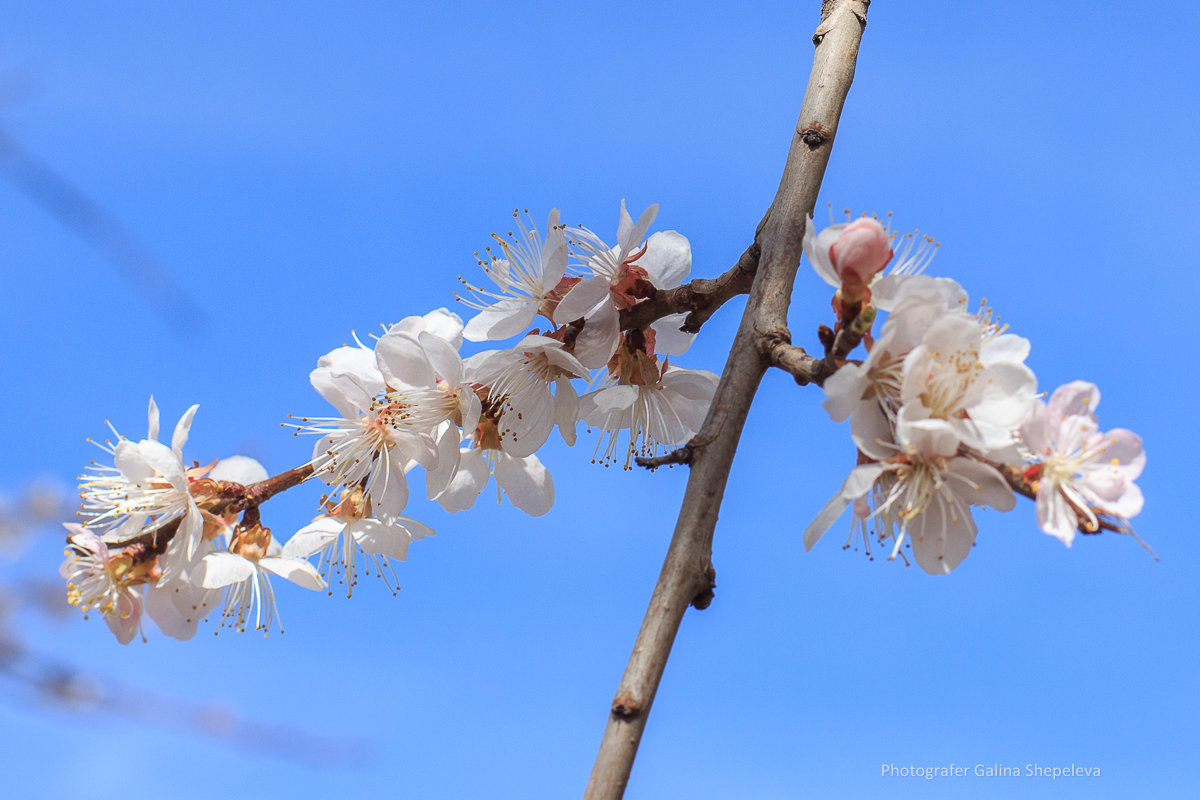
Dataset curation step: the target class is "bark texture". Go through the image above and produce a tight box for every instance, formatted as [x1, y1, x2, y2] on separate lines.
[582, 3, 871, 797]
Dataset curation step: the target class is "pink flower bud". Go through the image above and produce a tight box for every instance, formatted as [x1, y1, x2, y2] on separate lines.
[829, 218, 892, 284]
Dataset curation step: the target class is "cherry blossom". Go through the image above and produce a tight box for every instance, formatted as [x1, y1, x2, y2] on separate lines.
[459, 209, 571, 341]
[554, 200, 692, 368]
[79, 397, 206, 584]
[199, 523, 324, 634]
[1019, 381, 1145, 545]
[282, 487, 435, 596]
[805, 417, 1015, 574]
[579, 361, 718, 470]
[897, 309, 1036, 457]
[60, 524, 146, 644]
[465, 334, 591, 456]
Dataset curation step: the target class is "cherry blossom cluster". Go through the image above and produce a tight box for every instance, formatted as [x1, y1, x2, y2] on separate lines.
[801, 211, 1147, 574]
[62, 201, 719, 642]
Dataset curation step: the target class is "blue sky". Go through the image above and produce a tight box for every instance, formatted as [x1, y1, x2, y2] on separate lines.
[1, 2, 1197, 798]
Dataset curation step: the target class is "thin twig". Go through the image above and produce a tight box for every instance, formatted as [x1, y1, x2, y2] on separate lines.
[582, 3, 871, 797]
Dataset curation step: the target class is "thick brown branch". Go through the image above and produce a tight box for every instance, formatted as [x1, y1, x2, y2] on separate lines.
[619, 243, 760, 333]
[583, 3, 871, 798]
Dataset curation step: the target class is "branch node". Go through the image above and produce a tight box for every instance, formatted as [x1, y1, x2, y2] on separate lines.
[611, 694, 642, 721]
[690, 563, 717, 610]
[635, 443, 694, 471]
[800, 125, 829, 148]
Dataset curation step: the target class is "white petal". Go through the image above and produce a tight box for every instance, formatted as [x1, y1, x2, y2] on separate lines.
[210, 455, 269, 485]
[281, 518, 344, 559]
[909, 496, 977, 575]
[622, 201, 658, 254]
[171, 405, 199, 457]
[569, 302, 620, 369]
[261, 557, 326, 591]
[649, 313, 695, 356]
[147, 396, 160, 441]
[375, 332, 435, 388]
[946, 457, 1016, 512]
[421, 308, 465, 350]
[553, 275, 611, 325]
[495, 453, 554, 517]
[1048, 380, 1101, 421]
[419, 331, 464, 387]
[803, 463, 887, 551]
[554, 380, 580, 446]
[463, 299, 537, 342]
[199, 551, 255, 588]
[640, 231, 691, 289]
[437, 449, 489, 513]
[1036, 488, 1078, 546]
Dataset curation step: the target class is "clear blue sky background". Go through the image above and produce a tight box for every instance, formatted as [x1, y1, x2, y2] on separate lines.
[1, 2, 1197, 798]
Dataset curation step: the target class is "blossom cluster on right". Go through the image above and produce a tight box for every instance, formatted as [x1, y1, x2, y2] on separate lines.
[802, 211, 1146, 574]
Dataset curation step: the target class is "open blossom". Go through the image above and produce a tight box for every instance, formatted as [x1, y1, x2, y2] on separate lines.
[460, 209, 571, 341]
[60, 524, 146, 644]
[805, 418, 1015, 574]
[553, 200, 692, 368]
[1020, 381, 1145, 545]
[199, 523, 324, 634]
[436, 444, 554, 517]
[579, 362, 718, 470]
[896, 307, 1036, 458]
[804, 212, 942, 311]
[80, 397, 205, 584]
[465, 335, 591, 456]
[295, 334, 441, 522]
[282, 488, 435, 596]
[822, 283, 967, 454]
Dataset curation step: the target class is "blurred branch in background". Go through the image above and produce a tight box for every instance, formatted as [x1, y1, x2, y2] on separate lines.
[0, 125, 206, 338]
[0, 480, 365, 767]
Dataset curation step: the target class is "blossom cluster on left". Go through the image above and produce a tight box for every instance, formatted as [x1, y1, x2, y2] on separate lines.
[62, 202, 720, 642]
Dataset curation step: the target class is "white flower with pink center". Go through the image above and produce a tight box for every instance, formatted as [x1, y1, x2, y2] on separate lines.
[199, 526, 324, 634]
[60, 524, 145, 644]
[579, 363, 718, 470]
[80, 397, 205, 584]
[465, 334, 591, 457]
[1020, 381, 1145, 545]
[805, 417, 1015, 574]
[293, 341, 432, 522]
[553, 201, 692, 368]
[897, 309, 1036, 458]
[281, 488, 434, 596]
[460, 209, 571, 341]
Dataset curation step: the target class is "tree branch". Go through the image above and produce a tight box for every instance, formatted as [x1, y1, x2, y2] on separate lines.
[619, 242, 760, 333]
[583, 3, 871, 797]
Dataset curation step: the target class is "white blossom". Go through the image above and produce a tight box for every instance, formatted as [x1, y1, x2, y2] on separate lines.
[199, 528, 324, 634]
[465, 335, 591, 456]
[282, 491, 435, 596]
[554, 200, 692, 368]
[460, 209, 571, 341]
[60, 524, 145, 644]
[79, 397, 205, 584]
[1019, 381, 1145, 545]
[805, 418, 1015, 574]
[579, 363, 717, 470]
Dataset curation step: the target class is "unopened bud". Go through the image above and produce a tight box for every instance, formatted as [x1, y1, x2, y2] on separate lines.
[829, 218, 892, 284]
